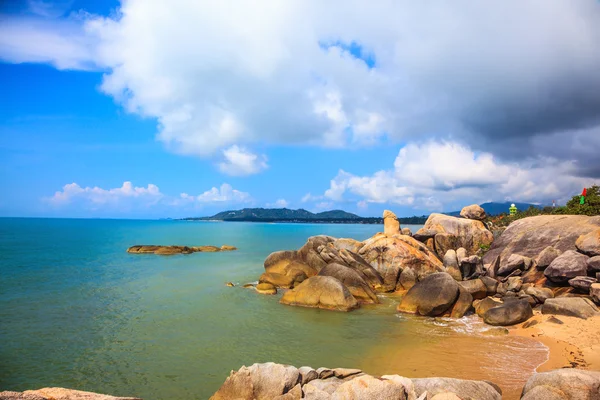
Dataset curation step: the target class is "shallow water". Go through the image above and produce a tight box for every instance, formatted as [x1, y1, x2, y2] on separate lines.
[0, 218, 545, 399]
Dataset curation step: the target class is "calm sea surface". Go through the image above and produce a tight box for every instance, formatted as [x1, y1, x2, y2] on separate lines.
[0, 218, 545, 400]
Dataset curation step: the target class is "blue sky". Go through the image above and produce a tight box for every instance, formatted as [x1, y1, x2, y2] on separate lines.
[1, 1, 599, 218]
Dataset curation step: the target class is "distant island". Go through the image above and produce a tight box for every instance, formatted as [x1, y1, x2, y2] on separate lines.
[181, 202, 541, 224]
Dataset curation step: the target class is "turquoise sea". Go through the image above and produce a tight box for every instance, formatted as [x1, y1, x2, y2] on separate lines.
[0, 218, 545, 399]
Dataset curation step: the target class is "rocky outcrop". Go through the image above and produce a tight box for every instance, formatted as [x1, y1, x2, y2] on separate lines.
[383, 210, 401, 235]
[520, 369, 600, 400]
[210, 363, 502, 400]
[127, 245, 236, 255]
[0, 389, 140, 400]
[459, 204, 486, 221]
[279, 276, 359, 312]
[544, 250, 589, 284]
[483, 215, 600, 266]
[416, 213, 493, 258]
[576, 229, 600, 256]
[542, 297, 600, 319]
[397, 273, 460, 317]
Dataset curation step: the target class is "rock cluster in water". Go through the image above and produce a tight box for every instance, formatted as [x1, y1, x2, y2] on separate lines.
[249, 206, 600, 327]
[0, 388, 140, 400]
[127, 244, 236, 255]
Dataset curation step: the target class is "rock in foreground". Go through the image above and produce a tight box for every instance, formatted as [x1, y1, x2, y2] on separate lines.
[127, 245, 236, 255]
[0, 388, 141, 400]
[521, 369, 600, 400]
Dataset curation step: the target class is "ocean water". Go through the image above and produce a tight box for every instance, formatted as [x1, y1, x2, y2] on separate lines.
[0, 218, 545, 400]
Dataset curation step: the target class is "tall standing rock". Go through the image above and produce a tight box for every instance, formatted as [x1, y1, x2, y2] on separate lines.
[460, 204, 487, 221]
[383, 210, 401, 236]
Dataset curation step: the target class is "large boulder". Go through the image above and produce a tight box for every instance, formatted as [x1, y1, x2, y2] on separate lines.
[544, 250, 589, 284]
[397, 273, 460, 316]
[331, 375, 410, 399]
[525, 286, 554, 304]
[520, 369, 600, 400]
[460, 204, 486, 221]
[482, 299, 533, 326]
[450, 285, 474, 318]
[280, 276, 359, 312]
[359, 234, 444, 292]
[412, 377, 501, 400]
[318, 263, 379, 304]
[416, 213, 493, 258]
[383, 210, 401, 236]
[576, 229, 600, 256]
[535, 246, 561, 269]
[259, 271, 306, 289]
[483, 215, 600, 265]
[0, 389, 140, 400]
[497, 254, 526, 276]
[542, 297, 600, 319]
[568, 276, 597, 293]
[264, 250, 303, 275]
[473, 297, 503, 318]
[458, 279, 487, 300]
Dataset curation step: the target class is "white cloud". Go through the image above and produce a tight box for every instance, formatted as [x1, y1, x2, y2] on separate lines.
[323, 141, 591, 210]
[47, 181, 162, 206]
[217, 145, 268, 176]
[180, 183, 251, 203]
[266, 198, 289, 208]
[3, 1, 600, 177]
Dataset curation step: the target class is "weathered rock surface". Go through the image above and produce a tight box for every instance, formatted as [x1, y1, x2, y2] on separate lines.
[259, 272, 306, 289]
[535, 246, 561, 269]
[521, 369, 600, 400]
[591, 283, 600, 304]
[458, 279, 487, 300]
[127, 244, 236, 255]
[397, 273, 460, 316]
[442, 249, 462, 281]
[483, 299, 533, 326]
[383, 210, 401, 236]
[474, 297, 503, 318]
[318, 263, 379, 304]
[412, 377, 501, 400]
[525, 286, 554, 304]
[450, 285, 473, 318]
[280, 276, 359, 312]
[483, 215, 600, 266]
[256, 282, 277, 295]
[460, 204, 486, 221]
[568, 276, 597, 293]
[544, 250, 589, 284]
[576, 229, 600, 256]
[331, 375, 409, 399]
[497, 254, 526, 276]
[542, 297, 600, 319]
[588, 256, 600, 272]
[416, 213, 493, 258]
[359, 233, 443, 291]
[0, 389, 141, 400]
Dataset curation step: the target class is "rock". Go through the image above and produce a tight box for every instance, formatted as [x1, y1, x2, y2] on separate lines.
[474, 296, 503, 318]
[518, 293, 537, 308]
[264, 250, 302, 275]
[442, 250, 462, 281]
[480, 276, 498, 295]
[576, 229, 600, 256]
[591, 283, 600, 304]
[332, 238, 363, 253]
[359, 234, 443, 292]
[497, 254, 525, 276]
[450, 285, 473, 318]
[318, 263, 379, 304]
[544, 250, 589, 284]
[242, 283, 255, 288]
[412, 377, 501, 400]
[521, 369, 600, 400]
[397, 273, 460, 316]
[298, 367, 319, 385]
[331, 375, 409, 399]
[220, 245, 237, 251]
[483, 299, 533, 326]
[460, 204, 486, 221]
[525, 286, 554, 303]
[280, 276, 359, 312]
[542, 297, 600, 319]
[459, 255, 483, 280]
[419, 213, 494, 258]
[285, 261, 318, 278]
[485, 255, 501, 279]
[402, 228, 413, 236]
[332, 368, 362, 379]
[456, 248, 467, 264]
[127, 245, 199, 255]
[458, 279, 487, 300]
[256, 282, 277, 295]
[413, 229, 437, 242]
[273, 384, 302, 400]
[383, 210, 401, 235]
[568, 276, 597, 293]
[588, 256, 600, 272]
[306, 377, 345, 394]
[431, 394, 461, 400]
[225, 282, 235, 287]
[483, 215, 600, 266]
[259, 271, 306, 289]
[535, 246, 561, 269]
[506, 276, 523, 292]
[398, 267, 417, 291]
[0, 389, 141, 400]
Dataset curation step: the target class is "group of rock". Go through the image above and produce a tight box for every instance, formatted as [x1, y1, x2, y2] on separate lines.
[247, 206, 600, 326]
[126, 244, 236, 255]
[4, 364, 598, 400]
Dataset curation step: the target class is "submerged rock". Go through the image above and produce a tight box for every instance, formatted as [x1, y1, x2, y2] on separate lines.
[0, 388, 141, 400]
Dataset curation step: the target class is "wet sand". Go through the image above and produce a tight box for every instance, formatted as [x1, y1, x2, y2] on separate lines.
[359, 315, 548, 400]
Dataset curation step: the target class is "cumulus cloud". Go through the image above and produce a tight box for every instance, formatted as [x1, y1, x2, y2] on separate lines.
[323, 141, 592, 210]
[3, 0, 600, 177]
[266, 198, 289, 208]
[218, 145, 268, 176]
[179, 183, 251, 204]
[47, 181, 162, 206]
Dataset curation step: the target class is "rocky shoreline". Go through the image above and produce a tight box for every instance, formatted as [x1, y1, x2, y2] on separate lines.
[126, 244, 237, 255]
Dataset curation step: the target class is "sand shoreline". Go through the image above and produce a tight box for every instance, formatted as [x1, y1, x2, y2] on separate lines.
[509, 312, 600, 373]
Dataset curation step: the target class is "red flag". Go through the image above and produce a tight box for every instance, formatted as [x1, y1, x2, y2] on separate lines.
[582, 188, 587, 197]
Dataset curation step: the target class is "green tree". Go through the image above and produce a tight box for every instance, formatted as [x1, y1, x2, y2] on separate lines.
[560, 185, 600, 216]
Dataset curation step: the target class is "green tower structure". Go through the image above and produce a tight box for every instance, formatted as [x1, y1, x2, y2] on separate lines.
[509, 203, 517, 215]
